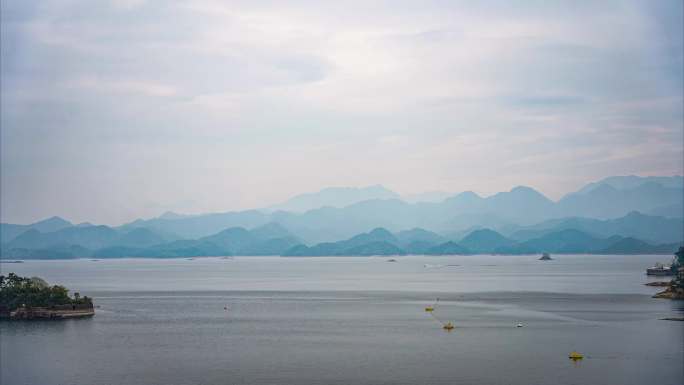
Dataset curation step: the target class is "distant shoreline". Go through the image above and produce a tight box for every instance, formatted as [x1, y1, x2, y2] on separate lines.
[0, 253, 677, 261]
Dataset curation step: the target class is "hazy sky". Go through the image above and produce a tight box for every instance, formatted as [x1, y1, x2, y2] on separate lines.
[1, 0, 682, 225]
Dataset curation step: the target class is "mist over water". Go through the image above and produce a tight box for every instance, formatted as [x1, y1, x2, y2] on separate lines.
[2, 255, 682, 385]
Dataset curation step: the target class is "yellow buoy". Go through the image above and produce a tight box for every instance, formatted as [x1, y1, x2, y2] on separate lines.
[443, 322, 455, 331]
[568, 351, 583, 360]
[425, 306, 434, 312]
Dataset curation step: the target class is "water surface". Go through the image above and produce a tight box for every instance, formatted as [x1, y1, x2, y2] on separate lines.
[2, 255, 682, 385]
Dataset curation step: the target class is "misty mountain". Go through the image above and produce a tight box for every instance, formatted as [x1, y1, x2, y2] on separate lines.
[0, 216, 73, 243]
[7, 226, 120, 250]
[519, 229, 614, 254]
[2, 222, 680, 259]
[508, 212, 683, 244]
[91, 223, 301, 258]
[282, 226, 680, 257]
[458, 229, 516, 254]
[3, 175, 682, 258]
[573, 175, 683, 195]
[646, 203, 683, 218]
[424, 241, 471, 255]
[499, 229, 681, 255]
[270, 186, 557, 244]
[115, 228, 171, 248]
[557, 182, 682, 219]
[395, 228, 446, 247]
[596, 238, 681, 255]
[121, 210, 270, 240]
[282, 228, 401, 256]
[1, 245, 90, 260]
[249, 222, 300, 241]
[126, 240, 227, 258]
[4, 225, 178, 251]
[105, 175, 682, 243]
[267, 185, 400, 213]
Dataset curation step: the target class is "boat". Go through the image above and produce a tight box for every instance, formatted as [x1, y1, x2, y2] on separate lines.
[443, 322, 455, 330]
[539, 253, 552, 261]
[568, 351, 584, 360]
[424, 306, 434, 312]
[516, 323, 523, 328]
[646, 263, 673, 276]
[387, 258, 397, 262]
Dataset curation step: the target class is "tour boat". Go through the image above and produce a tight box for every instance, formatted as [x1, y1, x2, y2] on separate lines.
[646, 263, 673, 276]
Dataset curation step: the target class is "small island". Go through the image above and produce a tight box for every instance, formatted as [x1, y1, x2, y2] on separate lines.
[0, 273, 94, 320]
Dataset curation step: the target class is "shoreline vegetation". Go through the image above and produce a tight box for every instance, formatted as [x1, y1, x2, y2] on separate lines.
[0, 273, 94, 320]
[651, 247, 684, 300]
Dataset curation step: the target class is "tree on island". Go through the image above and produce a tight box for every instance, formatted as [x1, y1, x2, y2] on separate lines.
[673, 247, 684, 289]
[0, 273, 92, 311]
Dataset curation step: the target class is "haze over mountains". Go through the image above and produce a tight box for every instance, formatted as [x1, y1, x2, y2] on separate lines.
[1, 175, 682, 259]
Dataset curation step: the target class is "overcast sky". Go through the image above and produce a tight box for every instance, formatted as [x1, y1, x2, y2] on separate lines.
[1, 0, 682, 225]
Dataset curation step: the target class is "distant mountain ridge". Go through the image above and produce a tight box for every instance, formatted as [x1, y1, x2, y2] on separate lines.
[282, 226, 680, 257]
[1, 216, 73, 243]
[506, 211, 683, 244]
[1, 175, 681, 258]
[572, 175, 683, 195]
[1, 222, 302, 259]
[1, 221, 680, 259]
[267, 185, 400, 213]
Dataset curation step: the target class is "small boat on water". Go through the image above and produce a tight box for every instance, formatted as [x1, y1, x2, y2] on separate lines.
[539, 253, 552, 261]
[646, 263, 673, 276]
[568, 351, 584, 360]
[443, 322, 455, 331]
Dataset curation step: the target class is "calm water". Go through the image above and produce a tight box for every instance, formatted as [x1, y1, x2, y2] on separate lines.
[2, 255, 683, 385]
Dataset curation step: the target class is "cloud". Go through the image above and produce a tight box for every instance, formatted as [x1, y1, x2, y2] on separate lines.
[1, 0, 682, 224]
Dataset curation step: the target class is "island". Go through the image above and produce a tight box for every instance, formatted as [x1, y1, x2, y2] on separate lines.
[0, 273, 94, 320]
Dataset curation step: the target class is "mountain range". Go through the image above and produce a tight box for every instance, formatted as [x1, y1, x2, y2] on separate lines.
[105, 175, 682, 244]
[1, 175, 682, 259]
[283, 226, 679, 256]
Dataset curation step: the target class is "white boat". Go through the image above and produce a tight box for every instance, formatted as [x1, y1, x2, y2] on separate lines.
[646, 263, 673, 276]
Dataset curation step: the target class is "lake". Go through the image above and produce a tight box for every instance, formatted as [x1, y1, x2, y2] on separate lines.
[1, 255, 683, 385]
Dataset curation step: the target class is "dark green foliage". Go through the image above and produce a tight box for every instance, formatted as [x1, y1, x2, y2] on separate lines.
[0, 273, 92, 311]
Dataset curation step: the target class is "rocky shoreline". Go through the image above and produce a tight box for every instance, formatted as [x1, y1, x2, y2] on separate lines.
[651, 285, 684, 300]
[3, 304, 95, 320]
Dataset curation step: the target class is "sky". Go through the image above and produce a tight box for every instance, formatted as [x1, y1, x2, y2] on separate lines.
[1, 0, 682, 225]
